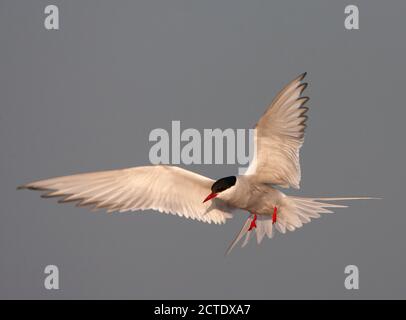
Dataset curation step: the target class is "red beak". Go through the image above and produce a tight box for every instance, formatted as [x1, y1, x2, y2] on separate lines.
[203, 192, 218, 203]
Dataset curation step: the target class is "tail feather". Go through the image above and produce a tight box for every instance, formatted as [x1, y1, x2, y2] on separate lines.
[225, 216, 252, 256]
[225, 196, 380, 255]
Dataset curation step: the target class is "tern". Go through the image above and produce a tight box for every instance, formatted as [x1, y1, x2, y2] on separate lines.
[18, 73, 376, 254]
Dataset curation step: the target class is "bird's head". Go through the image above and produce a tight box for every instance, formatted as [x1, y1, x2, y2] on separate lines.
[203, 176, 237, 203]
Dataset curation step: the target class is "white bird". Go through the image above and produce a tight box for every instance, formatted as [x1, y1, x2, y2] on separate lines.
[18, 73, 376, 254]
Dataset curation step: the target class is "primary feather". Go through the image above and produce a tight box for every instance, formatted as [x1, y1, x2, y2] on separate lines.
[18, 165, 233, 224]
[245, 73, 309, 188]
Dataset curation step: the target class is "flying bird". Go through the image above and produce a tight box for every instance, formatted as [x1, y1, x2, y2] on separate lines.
[18, 73, 376, 254]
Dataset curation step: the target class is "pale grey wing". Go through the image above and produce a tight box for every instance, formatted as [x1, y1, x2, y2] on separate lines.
[244, 73, 309, 188]
[18, 165, 233, 224]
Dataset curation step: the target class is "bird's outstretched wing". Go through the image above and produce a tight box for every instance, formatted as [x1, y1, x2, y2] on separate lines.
[244, 73, 309, 188]
[18, 165, 233, 224]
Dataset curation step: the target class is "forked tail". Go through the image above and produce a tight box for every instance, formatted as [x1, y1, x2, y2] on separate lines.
[225, 196, 380, 255]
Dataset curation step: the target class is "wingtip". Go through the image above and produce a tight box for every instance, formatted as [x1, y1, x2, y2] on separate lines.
[17, 184, 42, 191]
[298, 82, 308, 94]
[299, 72, 307, 80]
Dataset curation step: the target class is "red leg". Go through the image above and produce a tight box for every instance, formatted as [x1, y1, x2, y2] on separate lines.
[272, 207, 278, 224]
[248, 213, 257, 231]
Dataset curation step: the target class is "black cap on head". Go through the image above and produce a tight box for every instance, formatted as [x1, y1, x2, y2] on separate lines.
[211, 176, 236, 193]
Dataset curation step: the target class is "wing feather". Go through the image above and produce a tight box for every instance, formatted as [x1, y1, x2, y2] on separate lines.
[245, 73, 309, 188]
[18, 165, 233, 224]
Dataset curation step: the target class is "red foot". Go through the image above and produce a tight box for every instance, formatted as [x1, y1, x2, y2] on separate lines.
[248, 213, 257, 231]
[272, 207, 278, 224]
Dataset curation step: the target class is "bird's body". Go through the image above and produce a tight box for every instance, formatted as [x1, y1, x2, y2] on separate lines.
[216, 176, 281, 214]
[18, 73, 377, 254]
